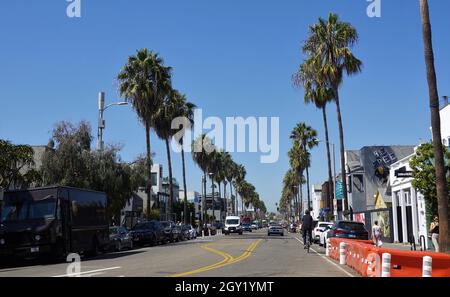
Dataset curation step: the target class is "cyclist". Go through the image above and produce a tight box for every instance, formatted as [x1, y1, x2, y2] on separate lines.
[301, 209, 313, 249]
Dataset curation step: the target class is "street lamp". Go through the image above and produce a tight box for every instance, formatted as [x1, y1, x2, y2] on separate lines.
[97, 91, 128, 151]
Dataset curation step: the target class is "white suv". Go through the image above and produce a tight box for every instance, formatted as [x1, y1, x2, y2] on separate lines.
[313, 222, 333, 243]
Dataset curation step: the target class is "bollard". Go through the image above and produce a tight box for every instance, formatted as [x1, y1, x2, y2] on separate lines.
[326, 239, 331, 257]
[381, 253, 391, 277]
[339, 242, 347, 265]
[422, 256, 432, 277]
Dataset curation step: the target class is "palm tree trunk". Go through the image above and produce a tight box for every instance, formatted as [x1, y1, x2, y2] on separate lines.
[224, 181, 227, 217]
[299, 179, 303, 215]
[334, 89, 349, 214]
[306, 165, 311, 211]
[165, 138, 174, 218]
[322, 106, 334, 214]
[229, 182, 234, 214]
[181, 145, 188, 224]
[420, 0, 450, 253]
[145, 122, 152, 220]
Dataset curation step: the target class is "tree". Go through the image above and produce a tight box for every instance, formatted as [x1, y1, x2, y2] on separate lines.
[410, 142, 450, 236]
[172, 94, 196, 224]
[303, 13, 362, 213]
[118, 48, 172, 219]
[294, 58, 335, 213]
[233, 164, 246, 215]
[40, 121, 147, 224]
[0, 140, 41, 190]
[290, 123, 318, 210]
[419, 0, 450, 253]
[153, 89, 186, 216]
[192, 134, 215, 225]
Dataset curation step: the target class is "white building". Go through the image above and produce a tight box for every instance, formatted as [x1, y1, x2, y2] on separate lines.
[389, 151, 428, 248]
[151, 164, 163, 194]
[440, 99, 450, 147]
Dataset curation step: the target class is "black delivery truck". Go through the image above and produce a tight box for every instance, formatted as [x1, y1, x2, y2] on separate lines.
[0, 186, 109, 261]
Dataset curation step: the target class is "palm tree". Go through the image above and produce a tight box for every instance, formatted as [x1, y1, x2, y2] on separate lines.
[290, 123, 318, 211]
[288, 141, 307, 216]
[294, 58, 335, 214]
[303, 13, 362, 213]
[117, 49, 172, 219]
[192, 134, 215, 225]
[419, 0, 449, 253]
[172, 94, 196, 224]
[233, 164, 246, 216]
[154, 89, 194, 217]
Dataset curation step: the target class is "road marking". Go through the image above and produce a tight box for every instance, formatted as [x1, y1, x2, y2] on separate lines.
[170, 239, 262, 277]
[291, 236, 355, 278]
[52, 266, 121, 277]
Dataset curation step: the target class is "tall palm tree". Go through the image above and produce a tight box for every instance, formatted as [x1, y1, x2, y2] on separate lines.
[192, 134, 215, 225]
[303, 13, 362, 213]
[419, 0, 449, 253]
[288, 143, 307, 217]
[233, 164, 246, 216]
[154, 89, 194, 217]
[294, 58, 335, 214]
[223, 153, 235, 215]
[290, 123, 318, 211]
[172, 94, 196, 224]
[117, 49, 172, 219]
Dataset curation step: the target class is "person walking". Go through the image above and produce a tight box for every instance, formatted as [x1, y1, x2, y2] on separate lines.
[372, 220, 382, 247]
[429, 216, 439, 252]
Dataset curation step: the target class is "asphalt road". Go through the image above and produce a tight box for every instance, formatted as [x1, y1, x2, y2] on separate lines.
[0, 229, 357, 277]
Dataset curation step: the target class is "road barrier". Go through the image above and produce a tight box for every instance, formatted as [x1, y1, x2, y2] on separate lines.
[328, 238, 450, 277]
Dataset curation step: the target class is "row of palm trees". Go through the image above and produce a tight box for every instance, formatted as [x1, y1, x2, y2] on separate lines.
[280, 123, 318, 220]
[289, 13, 362, 218]
[287, 5, 449, 253]
[116, 49, 266, 224]
[191, 134, 266, 223]
[117, 49, 196, 223]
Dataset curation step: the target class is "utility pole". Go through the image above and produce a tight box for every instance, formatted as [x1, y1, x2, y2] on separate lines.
[97, 92, 105, 151]
[332, 143, 338, 219]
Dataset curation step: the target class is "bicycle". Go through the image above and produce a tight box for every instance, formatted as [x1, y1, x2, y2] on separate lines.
[305, 232, 310, 253]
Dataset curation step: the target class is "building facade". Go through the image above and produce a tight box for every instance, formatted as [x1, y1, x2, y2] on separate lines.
[389, 152, 428, 247]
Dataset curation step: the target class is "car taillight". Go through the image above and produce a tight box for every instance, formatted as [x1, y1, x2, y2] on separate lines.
[334, 229, 344, 235]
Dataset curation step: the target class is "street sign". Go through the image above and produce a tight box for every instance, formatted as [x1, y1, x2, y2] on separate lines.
[395, 171, 413, 178]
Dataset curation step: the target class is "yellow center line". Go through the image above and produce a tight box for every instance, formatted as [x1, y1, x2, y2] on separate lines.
[169, 239, 262, 277]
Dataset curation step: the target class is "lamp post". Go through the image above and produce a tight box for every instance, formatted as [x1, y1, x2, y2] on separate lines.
[97, 91, 128, 151]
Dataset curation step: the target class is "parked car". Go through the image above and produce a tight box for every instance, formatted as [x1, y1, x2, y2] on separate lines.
[319, 224, 333, 247]
[172, 225, 184, 242]
[209, 224, 217, 236]
[251, 224, 258, 230]
[313, 222, 333, 243]
[268, 223, 284, 236]
[109, 226, 133, 251]
[181, 224, 194, 240]
[130, 220, 165, 247]
[326, 221, 369, 242]
[161, 221, 177, 243]
[242, 223, 253, 232]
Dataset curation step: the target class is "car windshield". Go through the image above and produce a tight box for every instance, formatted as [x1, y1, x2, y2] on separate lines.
[339, 222, 366, 231]
[1, 198, 56, 223]
[226, 219, 239, 225]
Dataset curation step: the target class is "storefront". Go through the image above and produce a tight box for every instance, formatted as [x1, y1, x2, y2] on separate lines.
[389, 153, 428, 248]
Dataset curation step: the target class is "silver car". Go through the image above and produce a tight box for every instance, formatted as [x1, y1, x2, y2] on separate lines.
[267, 224, 284, 236]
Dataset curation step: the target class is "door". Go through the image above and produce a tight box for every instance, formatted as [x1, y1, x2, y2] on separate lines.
[406, 206, 414, 243]
[61, 198, 72, 255]
[396, 206, 403, 242]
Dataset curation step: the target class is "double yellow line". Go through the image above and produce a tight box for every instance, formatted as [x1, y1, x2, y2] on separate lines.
[170, 239, 262, 277]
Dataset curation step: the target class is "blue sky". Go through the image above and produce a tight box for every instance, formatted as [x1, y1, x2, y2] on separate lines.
[1, 0, 449, 212]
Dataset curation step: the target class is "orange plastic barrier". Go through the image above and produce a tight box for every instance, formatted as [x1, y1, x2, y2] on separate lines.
[327, 238, 450, 277]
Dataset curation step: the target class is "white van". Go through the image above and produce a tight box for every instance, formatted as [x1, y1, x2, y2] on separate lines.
[224, 216, 243, 235]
